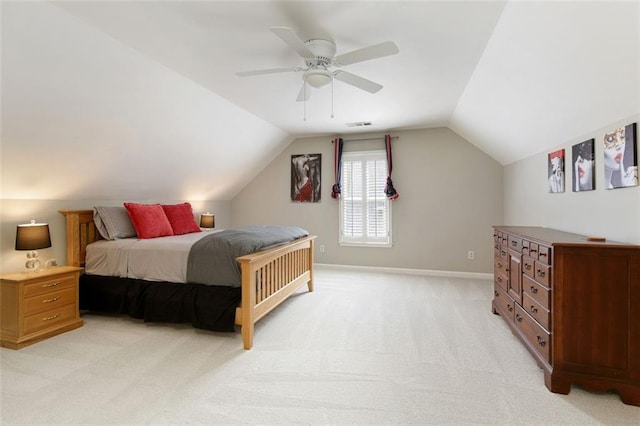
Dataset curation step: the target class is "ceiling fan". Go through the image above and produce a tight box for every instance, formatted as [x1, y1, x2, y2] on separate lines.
[236, 27, 399, 102]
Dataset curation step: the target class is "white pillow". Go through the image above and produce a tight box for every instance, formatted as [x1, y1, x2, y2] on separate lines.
[94, 206, 137, 240]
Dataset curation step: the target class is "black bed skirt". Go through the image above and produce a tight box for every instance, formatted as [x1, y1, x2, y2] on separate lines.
[80, 274, 241, 332]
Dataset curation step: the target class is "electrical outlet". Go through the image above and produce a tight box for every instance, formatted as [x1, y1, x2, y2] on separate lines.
[468, 250, 475, 260]
[319, 245, 325, 253]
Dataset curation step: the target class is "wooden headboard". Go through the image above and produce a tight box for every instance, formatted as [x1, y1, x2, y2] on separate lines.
[59, 210, 101, 267]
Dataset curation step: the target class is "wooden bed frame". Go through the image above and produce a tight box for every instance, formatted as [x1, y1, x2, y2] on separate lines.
[59, 210, 315, 350]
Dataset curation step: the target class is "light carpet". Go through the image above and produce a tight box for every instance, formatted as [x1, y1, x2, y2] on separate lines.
[1, 266, 638, 425]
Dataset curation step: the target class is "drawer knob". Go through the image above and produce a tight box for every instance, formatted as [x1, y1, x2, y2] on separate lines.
[539, 252, 547, 258]
[537, 269, 545, 277]
[494, 291, 499, 297]
[530, 305, 538, 314]
[42, 296, 60, 303]
[516, 313, 522, 322]
[42, 282, 60, 288]
[507, 304, 513, 312]
[511, 241, 517, 246]
[524, 263, 532, 270]
[497, 276, 503, 283]
[537, 335, 546, 347]
[530, 286, 538, 294]
[42, 313, 60, 321]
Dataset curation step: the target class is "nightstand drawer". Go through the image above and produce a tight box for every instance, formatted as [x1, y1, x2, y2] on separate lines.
[23, 274, 75, 298]
[24, 303, 77, 335]
[25, 286, 76, 316]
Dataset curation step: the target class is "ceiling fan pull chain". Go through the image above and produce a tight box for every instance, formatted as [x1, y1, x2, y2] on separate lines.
[331, 79, 334, 119]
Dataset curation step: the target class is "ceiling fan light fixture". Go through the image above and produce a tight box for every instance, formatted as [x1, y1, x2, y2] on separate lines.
[303, 70, 333, 88]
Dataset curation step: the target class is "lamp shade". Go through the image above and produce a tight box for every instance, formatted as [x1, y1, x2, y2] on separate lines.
[200, 213, 215, 228]
[15, 221, 51, 251]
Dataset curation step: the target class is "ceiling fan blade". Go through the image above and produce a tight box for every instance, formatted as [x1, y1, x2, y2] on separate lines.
[333, 70, 383, 94]
[270, 27, 315, 59]
[296, 83, 311, 102]
[334, 41, 399, 66]
[236, 67, 301, 77]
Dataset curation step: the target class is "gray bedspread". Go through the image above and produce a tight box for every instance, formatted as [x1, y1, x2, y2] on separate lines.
[186, 226, 309, 287]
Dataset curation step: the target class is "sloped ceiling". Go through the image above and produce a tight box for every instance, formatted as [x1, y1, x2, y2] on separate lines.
[1, 1, 638, 201]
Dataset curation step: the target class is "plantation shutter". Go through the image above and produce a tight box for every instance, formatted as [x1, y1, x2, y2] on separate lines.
[340, 150, 391, 246]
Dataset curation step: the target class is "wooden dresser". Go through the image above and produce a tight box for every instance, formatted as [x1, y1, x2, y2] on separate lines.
[1, 266, 83, 349]
[492, 226, 639, 406]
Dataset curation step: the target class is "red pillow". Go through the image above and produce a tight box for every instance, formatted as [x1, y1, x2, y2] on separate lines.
[124, 203, 174, 239]
[162, 203, 201, 235]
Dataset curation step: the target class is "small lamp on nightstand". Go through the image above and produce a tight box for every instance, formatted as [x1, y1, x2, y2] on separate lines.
[15, 220, 51, 272]
[200, 213, 215, 229]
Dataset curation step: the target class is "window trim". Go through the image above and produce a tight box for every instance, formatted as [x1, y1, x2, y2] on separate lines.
[338, 150, 392, 248]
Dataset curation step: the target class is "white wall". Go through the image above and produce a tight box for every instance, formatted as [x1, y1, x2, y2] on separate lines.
[504, 114, 640, 244]
[231, 127, 504, 273]
[0, 199, 230, 274]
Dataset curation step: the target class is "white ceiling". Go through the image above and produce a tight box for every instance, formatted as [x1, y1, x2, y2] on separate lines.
[2, 1, 639, 200]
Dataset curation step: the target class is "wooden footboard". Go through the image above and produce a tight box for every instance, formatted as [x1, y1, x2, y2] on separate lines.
[59, 210, 315, 350]
[236, 235, 315, 349]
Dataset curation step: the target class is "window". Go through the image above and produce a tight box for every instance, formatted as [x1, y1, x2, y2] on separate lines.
[339, 150, 392, 247]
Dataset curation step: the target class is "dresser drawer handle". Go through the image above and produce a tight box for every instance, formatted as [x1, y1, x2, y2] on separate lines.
[494, 291, 499, 297]
[511, 240, 518, 247]
[539, 252, 547, 258]
[530, 305, 538, 314]
[537, 335, 546, 347]
[530, 286, 538, 294]
[497, 262, 503, 269]
[507, 304, 513, 312]
[42, 296, 60, 303]
[497, 276, 503, 283]
[524, 263, 532, 270]
[536, 269, 546, 278]
[530, 249, 537, 254]
[515, 313, 522, 322]
[42, 282, 60, 288]
[42, 313, 60, 321]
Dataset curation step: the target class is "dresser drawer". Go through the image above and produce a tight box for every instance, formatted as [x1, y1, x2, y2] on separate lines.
[493, 284, 515, 323]
[537, 245, 551, 265]
[523, 274, 550, 309]
[495, 271, 508, 292]
[507, 236, 523, 253]
[25, 286, 76, 316]
[533, 261, 551, 287]
[495, 257, 509, 275]
[24, 303, 77, 335]
[523, 292, 551, 330]
[522, 255, 535, 279]
[23, 275, 75, 298]
[515, 305, 551, 363]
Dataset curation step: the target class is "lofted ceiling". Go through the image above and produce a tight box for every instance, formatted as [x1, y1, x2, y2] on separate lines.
[2, 1, 639, 201]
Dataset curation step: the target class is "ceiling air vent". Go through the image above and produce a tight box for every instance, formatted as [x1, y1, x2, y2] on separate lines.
[345, 121, 372, 128]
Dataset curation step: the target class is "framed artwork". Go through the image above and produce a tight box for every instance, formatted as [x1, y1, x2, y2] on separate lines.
[572, 139, 595, 192]
[291, 154, 321, 202]
[603, 122, 638, 189]
[548, 149, 565, 193]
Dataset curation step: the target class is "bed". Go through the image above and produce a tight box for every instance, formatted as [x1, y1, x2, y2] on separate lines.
[59, 209, 316, 350]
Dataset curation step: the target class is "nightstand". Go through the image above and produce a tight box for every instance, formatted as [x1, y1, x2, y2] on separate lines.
[1, 266, 83, 349]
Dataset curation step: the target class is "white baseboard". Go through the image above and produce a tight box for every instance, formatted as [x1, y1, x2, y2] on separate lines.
[314, 263, 493, 280]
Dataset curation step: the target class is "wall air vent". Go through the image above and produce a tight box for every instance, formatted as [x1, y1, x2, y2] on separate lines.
[345, 121, 372, 127]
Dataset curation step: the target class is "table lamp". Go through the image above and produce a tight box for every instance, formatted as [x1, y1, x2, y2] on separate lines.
[200, 213, 215, 229]
[15, 220, 51, 272]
